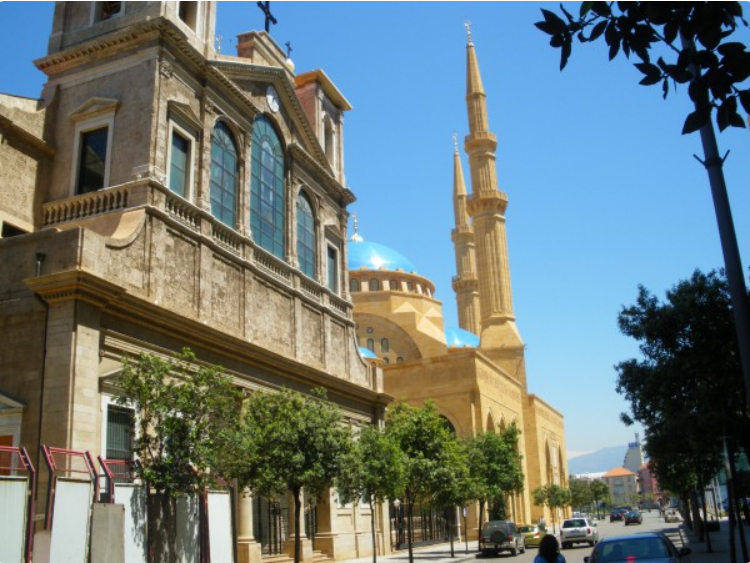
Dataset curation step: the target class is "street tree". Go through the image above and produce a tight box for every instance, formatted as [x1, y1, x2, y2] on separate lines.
[590, 480, 609, 519]
[533, 484, 571, 534]
[535, 2, 750, 411]
[432, 437, 473, 558]
[230, 387, 352, 563]
[466, 423, 525, 549]
[569, 478, 595, 513]
[336, 424, 405, 563]
[117, 348, 241, 495]
[384, 401, 454, 563]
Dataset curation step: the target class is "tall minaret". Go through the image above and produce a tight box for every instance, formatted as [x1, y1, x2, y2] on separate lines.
[463, 24, 525, 377]
[451, 134, 481, 336]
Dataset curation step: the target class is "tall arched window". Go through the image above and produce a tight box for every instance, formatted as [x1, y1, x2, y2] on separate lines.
[366, 338, 375, 353]
[210, 122, 238, 227]
[296, 192, 315, 278]
[381, 338, 390, 353]
[251, 116, 285, 259]
[350, 278, 359, 293]
[369, 279, 380, 291]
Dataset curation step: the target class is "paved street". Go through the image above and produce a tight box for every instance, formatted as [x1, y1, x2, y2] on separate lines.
[339, 510, 749, 563]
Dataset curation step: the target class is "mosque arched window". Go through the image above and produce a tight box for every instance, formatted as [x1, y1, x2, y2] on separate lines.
[390, 279, 399, 291]
[250, 115, 285, 259]
[366, 338, 375, 353]
[407, 281, 414, 292]
[296, 192, 316, 278]
[396, 357, 404, 363]
[369, 279, 380, 291]
[210, 121, 238, 227]
[381, 338, 390, 353]
[350, 278, 359, 293]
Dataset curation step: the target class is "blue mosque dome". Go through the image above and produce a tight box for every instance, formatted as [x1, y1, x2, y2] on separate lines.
[348, 239, 418, 274]
[444, 326, 480, 348]
[359, 346, 378, 359]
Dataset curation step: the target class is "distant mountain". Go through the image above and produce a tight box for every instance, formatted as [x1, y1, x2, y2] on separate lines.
[568, 445, 626, 475]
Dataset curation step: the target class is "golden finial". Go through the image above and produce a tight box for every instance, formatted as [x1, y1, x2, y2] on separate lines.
[216, 34, 223, 54]
[350, 212, 363, 242]
[452, 132, 459, 153]
[464, 21, 473, 44]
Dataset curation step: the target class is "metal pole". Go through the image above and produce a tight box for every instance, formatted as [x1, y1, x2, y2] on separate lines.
[681, 32, 750, 409]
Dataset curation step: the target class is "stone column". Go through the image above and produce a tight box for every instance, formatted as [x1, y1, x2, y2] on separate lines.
[313, 488, 339, 559]
[236, 489, 261, 563]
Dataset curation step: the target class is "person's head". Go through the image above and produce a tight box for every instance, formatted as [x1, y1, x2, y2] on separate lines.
[538, 534, 560, 562]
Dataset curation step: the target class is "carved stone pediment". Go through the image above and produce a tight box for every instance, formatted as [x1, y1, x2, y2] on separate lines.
[69, 97, 120, 122]
[167, 100, 203, 133]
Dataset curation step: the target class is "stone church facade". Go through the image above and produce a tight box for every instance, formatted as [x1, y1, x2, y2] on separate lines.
[0, 2, 392, 562]
[348, 31, 568, 530]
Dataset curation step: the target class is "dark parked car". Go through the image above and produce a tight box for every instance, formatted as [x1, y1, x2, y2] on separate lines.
[479, 520, 526, 556]
[609, 509, 626, 522]
[584, 532, 691, 563]
[624, 511, 643, 525]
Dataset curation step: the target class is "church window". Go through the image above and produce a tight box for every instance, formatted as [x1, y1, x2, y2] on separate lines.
[210, 122, 238, 227]
[350, 278, 359, 293]
[383, 357, 390, 365]
[326, 245, 339, 293]
[369, 279, 380, 291]
[366, 339, 375, 353]
[396, 357, 404, 363]
[178, 2, 199, 31]
[77, 127, 109, 194]
[390, 279, 399, 291]
[381, 338, 389, 353]
[106, 405, 134, 461]
[169, 130, 190, 197]
[366, 327, 373, 334]
[251, 116, 285, 259]
[99, 1, 122, 21]
[297, 192, 316, 278]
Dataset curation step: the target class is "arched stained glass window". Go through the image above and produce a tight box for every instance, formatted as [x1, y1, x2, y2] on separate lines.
[381, 338, 389, 353]
[366, 338, 375, 352]
[350, 278, 359, 292]
[369, 279, 380, 291]
[251, 116, 285, 258]
[297, 192, 316, 278]
[210, 122, 238, 226]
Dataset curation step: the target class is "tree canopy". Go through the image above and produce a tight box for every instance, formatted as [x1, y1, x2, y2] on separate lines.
[535, 2, 750, 134]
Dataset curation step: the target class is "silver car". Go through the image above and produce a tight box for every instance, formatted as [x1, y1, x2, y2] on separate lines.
[560, 517, 599, 548]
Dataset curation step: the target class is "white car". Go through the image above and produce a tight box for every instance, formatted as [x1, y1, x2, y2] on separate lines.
[560, 517, 599, 549]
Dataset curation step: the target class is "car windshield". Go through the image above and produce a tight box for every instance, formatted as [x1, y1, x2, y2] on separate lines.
[563, 519, 586, 528]
[519, 526, 535, 533]
[595, 538, 670, 562]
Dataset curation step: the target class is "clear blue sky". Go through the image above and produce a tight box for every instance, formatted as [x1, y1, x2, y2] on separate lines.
[2, 2, 749, 460]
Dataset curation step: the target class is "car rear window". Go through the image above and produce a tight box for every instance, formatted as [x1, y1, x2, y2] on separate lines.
[562, 519, 586, 528]
[518, 526, 534, 533]
[596, 538, 670, 562]
[482, 522, 507, 533]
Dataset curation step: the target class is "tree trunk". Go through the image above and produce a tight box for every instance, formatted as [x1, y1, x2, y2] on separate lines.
[728, 443, 749, 562]
[369, 500, 377, 563]
[477, 500, 484, 551]
[449, 506, 455, 558]
[463, 509, 469, 554]
[407, 500, 414, 563]
[690, 489, 703, 541]
[294, 487, 302, 563]
[700, 485, 712, 552]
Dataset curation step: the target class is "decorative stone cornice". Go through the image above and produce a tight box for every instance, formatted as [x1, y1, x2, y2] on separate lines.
[0, 114, 55, 158]
[289, 143, 355, 206]
[452, 275, 479, 293]
[451, 225, 475, 243]
[24, 270, 125, 308]
[467, 191, 508, 216]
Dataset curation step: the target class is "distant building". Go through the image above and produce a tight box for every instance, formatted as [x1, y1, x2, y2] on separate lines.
[623, 434, 644, 474]
[638, 463, 666, 507]
[603, 467, 638, 506]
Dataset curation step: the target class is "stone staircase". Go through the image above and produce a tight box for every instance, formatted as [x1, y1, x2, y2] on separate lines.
[262, 550, 333, 563]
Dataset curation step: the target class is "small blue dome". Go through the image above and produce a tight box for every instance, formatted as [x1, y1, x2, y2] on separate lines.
[348, 240, 418, 273]
[444, 326, 480, 348]
[359, 346, 378, 359]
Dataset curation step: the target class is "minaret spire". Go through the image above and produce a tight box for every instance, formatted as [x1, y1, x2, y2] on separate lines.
[463, 30, 525, 378]
[451, 135, 481, 335]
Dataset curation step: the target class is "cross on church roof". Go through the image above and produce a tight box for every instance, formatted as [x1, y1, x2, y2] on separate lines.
[285, 41, 293, 58]
[464, 21, 473, 44]
[257, 1, 277, 34]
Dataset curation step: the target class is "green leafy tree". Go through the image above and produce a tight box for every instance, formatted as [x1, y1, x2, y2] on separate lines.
[590, 480, 609, 519]
[336, 424, 405, 563]
[533, 484, 570, 533]
[385, 401, 454, 563]
[117, 348, 241, 495]
[535, 2, 750, 134]
[466, 423, 525, 549]
[432, 437, 474, 558]
[569, 478, 595, 512]
[230, 387, 352, 563]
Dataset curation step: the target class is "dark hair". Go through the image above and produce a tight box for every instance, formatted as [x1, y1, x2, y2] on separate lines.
[538, 534, 560, 563]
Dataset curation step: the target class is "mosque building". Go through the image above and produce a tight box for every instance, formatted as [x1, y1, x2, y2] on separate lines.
[348, 27, 568, 529]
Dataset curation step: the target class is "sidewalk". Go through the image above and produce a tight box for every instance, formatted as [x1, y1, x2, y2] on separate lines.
[673, 518, 750, 563]
[337, 542, 477, 563]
